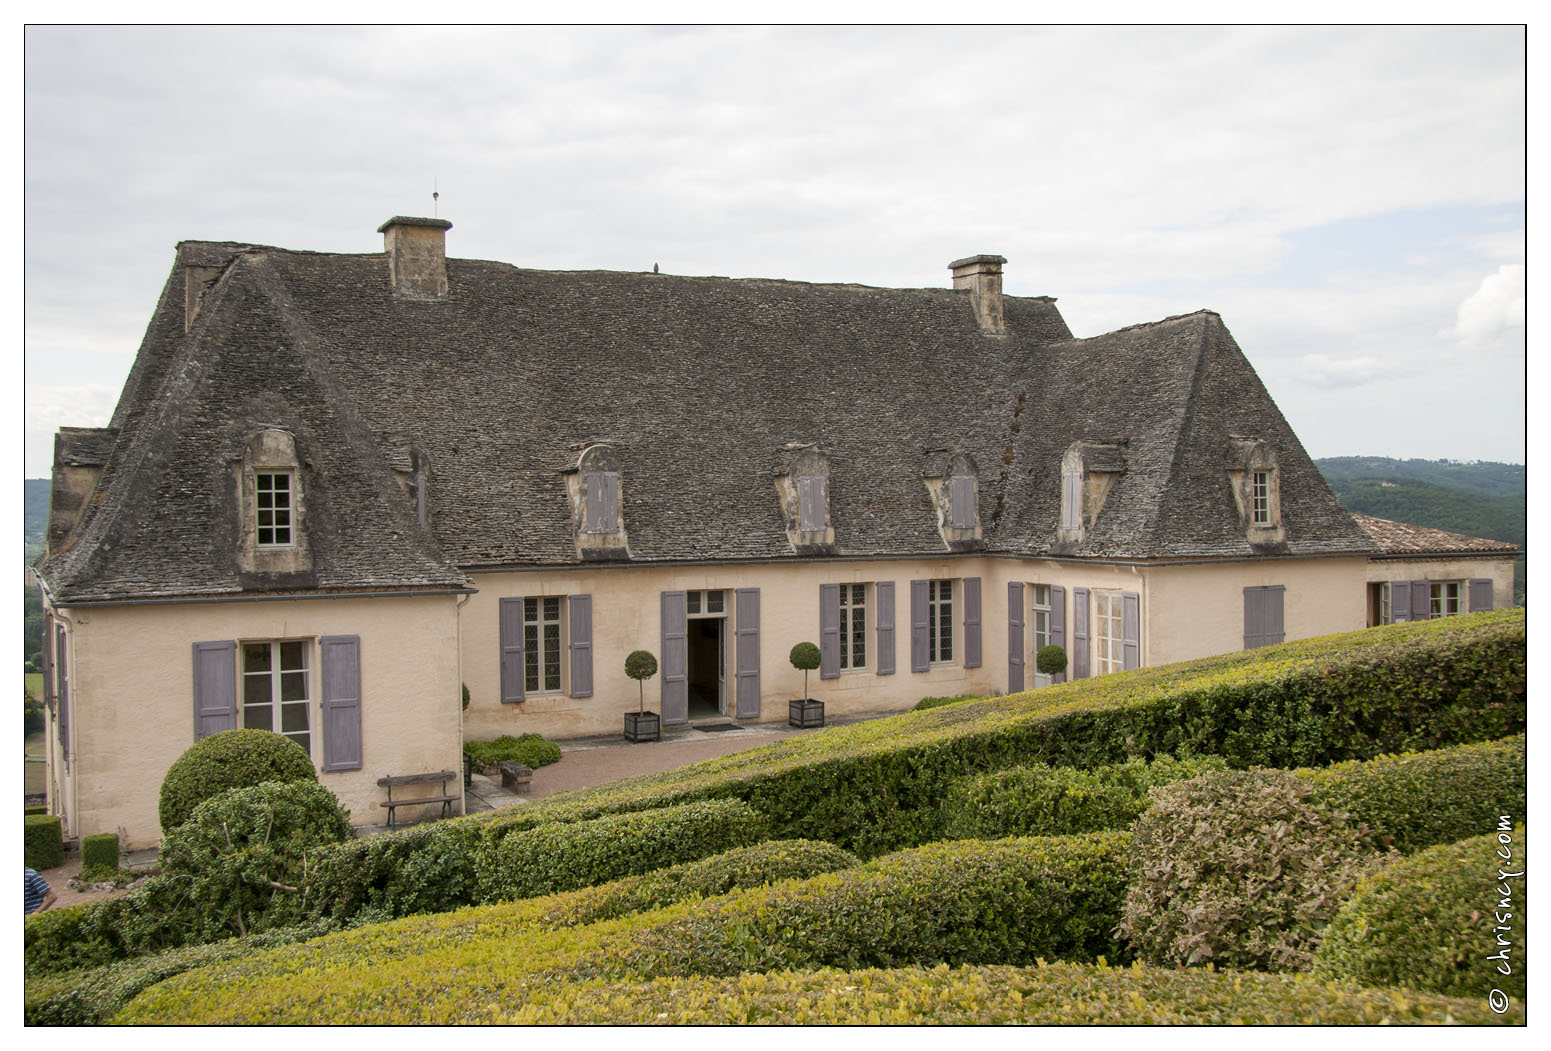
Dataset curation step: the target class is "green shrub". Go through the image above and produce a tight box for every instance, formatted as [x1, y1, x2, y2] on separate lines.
[911, 694, 979, 711]
[509, 963, 1523, 1026]
[942, 754, 1227, 839]
[25, 875, 198, 976]
[608, 832, 1134, 980]
[159, 781, 352, 939]
[463, 734, 561, 769]
[25, 921, 337, 1026]
[475, 798, 767, 903]
[158, 729, 317, 833]
[1118, 767, 1375, 971]
[303, 819, 485, 928]
[789, 642, 820, 698]
[624, 650, 657, 712]
[1313, 828, 1527, 1001]
[25, 813, 63, 870]
[1300, 734, 1525, 854]
[82, 832, 119, 873]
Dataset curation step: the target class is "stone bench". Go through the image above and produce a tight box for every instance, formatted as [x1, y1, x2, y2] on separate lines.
[498, 760, 533, 793]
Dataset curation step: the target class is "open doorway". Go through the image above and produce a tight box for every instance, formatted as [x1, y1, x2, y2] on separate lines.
[685, 590, 728, 720]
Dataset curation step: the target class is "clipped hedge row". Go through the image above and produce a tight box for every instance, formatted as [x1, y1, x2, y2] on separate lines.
[473, 798, 767, 903]
[942, 754, 1227, 839]
[1313, 828, 1528, 1001]
[1299, 734, 1526, 854]
[464, 611, 1527, 856]
[32, 840, 856, 1027]
[115, 833, 1133, 1024]
[464, 733, 562, 769]
[504, 962, 1525, 1025]
[25, 922, 338, 1027]
[25, 814, 63, 870]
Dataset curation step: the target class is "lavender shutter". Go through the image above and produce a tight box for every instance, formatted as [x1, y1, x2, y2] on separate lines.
[499, 597, 526, 703]
[1243, 588, 1263, 648]
[1071, 587, 1090, 679]
[1411, 580, 1431, 621]
[951, 476, 976, 529]
[320, 635, 362, 772]
[1062, 472, 1082, 530]
[799, 476, 826, 532]
[56, 626, 72, 764]
[1122, 591, 1141, 670]
[191, 640, 236, 740]
[1007, 582, 1025, 693]
[584, 472, 605, 532]
[875, 581, 896, 675]
[1243, 586, 1287, 648]
[568, 594, 593, 698]
[1389, 581, 1411, 623]
[661, 591, 688, 724]
[819, 583, 841, 679]
[41, 613, 54, 708]
[1049, 585, 1066, 683]
[735, 588, 761, 719]
[963, 577, 982, 669]
[1468, 578, 1494, 612]
[910, 579, 930, 673]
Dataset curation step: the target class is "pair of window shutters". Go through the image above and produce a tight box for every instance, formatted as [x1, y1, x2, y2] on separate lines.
[52, 623, 70, 767]
[190, 635, 363, 771]
[1243, 586, 1286, 649]
[817, 582, 899, 679]
[908, 578, 982, 673]
[498, 596, 594, 703]
[658, 589, 761, 724]
[1069, 588, 1142, 678]
[1387, 579, 1494, 624]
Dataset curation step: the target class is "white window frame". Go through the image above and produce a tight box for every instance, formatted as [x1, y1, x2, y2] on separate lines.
[242, 639, 311, 753]
[1094, 590, 1124, 676]
[1378, 582, 1391, 625]
[928, 578, 955, 664]
[1430, 581, 1463, 618]
[839, 583, 867, 671]
[524, 596, 565, 694]
[1251, 471, 1271, 526]
[685, 589, 727, 619]
[255, 471, 295, 548]
[1031, 584, 1052, 686]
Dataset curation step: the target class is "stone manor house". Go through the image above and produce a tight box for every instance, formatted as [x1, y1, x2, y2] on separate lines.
[34, 217, 1515, 848]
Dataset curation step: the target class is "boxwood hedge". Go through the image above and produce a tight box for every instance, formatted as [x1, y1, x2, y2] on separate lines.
[1312, 828, 1528, 1001]
[503, 962, 1524, 1025]
[114, 833, 1132, 1024]
[1298, 734, 1525, 854]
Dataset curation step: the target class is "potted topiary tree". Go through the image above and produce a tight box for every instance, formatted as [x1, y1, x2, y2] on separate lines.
[623, 649, 661, 742]
[1036, 644, 1068, 683]
[788, 641, 825, 728]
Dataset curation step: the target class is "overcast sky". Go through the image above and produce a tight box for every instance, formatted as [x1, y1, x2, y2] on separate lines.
[21, 25, 1526, 479]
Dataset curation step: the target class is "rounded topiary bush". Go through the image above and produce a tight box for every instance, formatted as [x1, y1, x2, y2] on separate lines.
[159, 780, 352, 938]
[1035, 644, 1067, 677]
[1312, 828, 1527, 1001]
[789, 642, 821, 699]
[158, 729, 317, 833]
[1117, 767, 1375, 972]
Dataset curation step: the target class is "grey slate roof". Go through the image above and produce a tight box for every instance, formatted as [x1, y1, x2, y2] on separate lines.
[38, 230, 1375, 603]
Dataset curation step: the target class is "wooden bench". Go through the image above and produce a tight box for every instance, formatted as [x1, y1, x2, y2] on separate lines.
[377, 771, 459, 828]
[498, 760, 533, 793]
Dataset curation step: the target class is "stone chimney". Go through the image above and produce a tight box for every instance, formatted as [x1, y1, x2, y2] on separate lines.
[378, 216, 453, 297]
[949, 254, 1007, 335]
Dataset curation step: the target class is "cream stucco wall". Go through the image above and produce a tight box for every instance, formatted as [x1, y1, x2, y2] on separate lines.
[1144, 556, 1369, 665]
[462, 553, 1375, 739]
[49, 594, 462, 850]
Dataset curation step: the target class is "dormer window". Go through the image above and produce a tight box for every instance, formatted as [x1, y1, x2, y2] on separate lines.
[1061, 469, 1083, 531]
[256, 472, 294, 547]
[923, 451, 981, 550]
[584, 470, 620, 533]
[776, 447, 834, 553]
[1251, 471, 1271, 525]
[237, 428, 311, 576]
[1055, 439, 1127, 550]
[1225, 437, 1284, 545]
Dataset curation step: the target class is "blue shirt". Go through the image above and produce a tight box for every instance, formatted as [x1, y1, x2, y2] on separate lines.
[24, 867, 51, 915]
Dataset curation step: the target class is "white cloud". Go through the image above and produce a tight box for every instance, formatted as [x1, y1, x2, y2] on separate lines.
[1447, 264, 1525, 349]
[1297, 353, 1402, 390]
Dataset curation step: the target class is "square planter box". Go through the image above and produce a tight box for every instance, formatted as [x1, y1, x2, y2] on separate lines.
[789, 698, 825, 729]
[624, 711, 661, 742]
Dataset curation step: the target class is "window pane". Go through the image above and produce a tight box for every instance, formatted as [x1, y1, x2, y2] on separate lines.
[280, 671, 307, 702]
[287, 732, 310, 754]
[243, 706, 273, 732]
[244, 673, 272, 706]
[543, 596, 560, 620]
[281, 703, 309, 734]
[708, 590, 724, 614]
[687, 591, 701, 615]
[244, 644, 271, 672]
[279, 642, 307, 670]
